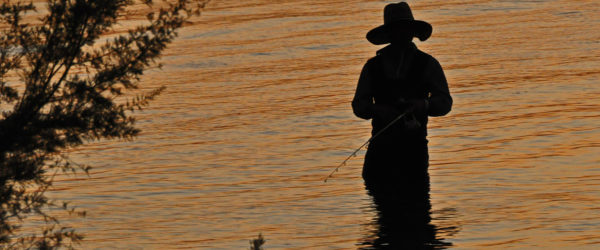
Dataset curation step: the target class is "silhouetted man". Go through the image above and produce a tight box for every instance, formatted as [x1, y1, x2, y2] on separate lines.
[352, 1, 452, 202]
[352, 2, 453, 248]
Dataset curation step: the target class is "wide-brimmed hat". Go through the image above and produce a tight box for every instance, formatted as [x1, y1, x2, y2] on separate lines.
[366, 2, 432, 45]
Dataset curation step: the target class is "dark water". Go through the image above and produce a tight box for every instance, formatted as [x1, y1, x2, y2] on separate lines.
[41, 0, 600, 248]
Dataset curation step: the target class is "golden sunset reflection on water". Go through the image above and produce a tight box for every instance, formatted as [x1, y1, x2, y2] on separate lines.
[25, 0, 600, 248]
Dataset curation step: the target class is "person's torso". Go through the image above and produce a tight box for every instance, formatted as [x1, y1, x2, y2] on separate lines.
[370, 45, 430, 142]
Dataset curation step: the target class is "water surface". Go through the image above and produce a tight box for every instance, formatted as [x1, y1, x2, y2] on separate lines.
[45, 0, 600, 248]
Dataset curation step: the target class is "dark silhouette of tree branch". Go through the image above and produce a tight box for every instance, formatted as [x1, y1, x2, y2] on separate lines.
[0, 0, 209, 248]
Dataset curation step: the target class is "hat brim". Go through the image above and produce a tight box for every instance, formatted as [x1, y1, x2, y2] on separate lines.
[366, 20, 432, 45]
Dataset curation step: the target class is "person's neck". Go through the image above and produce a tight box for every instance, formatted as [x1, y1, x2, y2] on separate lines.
[390, 40, 414, 49]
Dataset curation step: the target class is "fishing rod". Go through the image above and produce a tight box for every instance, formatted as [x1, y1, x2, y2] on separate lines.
[324, 110, 409, 182]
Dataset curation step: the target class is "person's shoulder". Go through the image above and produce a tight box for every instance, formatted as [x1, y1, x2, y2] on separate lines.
[415, 48, 442, 68]
[363, 54, 382, 68]
[368, 52, 385, 62]
[415, 48, 436, 62]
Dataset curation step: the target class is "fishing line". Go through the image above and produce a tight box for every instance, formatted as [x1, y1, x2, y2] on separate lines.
[324, 111, 408, 182]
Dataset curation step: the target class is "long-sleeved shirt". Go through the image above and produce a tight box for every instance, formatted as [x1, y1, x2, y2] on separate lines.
[352, 43, 452, 139]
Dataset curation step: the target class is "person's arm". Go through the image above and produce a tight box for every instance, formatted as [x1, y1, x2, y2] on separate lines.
[424, 57, 452, 116]
[352, 60, 376, 120]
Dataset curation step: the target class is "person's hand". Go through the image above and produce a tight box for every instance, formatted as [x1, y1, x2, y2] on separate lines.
[402, 98, 428, 117]
[373, 104, 402, 124]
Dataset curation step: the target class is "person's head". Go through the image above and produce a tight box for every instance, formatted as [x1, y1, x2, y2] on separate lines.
[366, 2, 432, 45]
[389, 29, 414, 45]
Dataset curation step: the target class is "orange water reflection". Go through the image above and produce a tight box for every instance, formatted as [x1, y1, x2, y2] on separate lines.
[29, 0, 600, 248]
